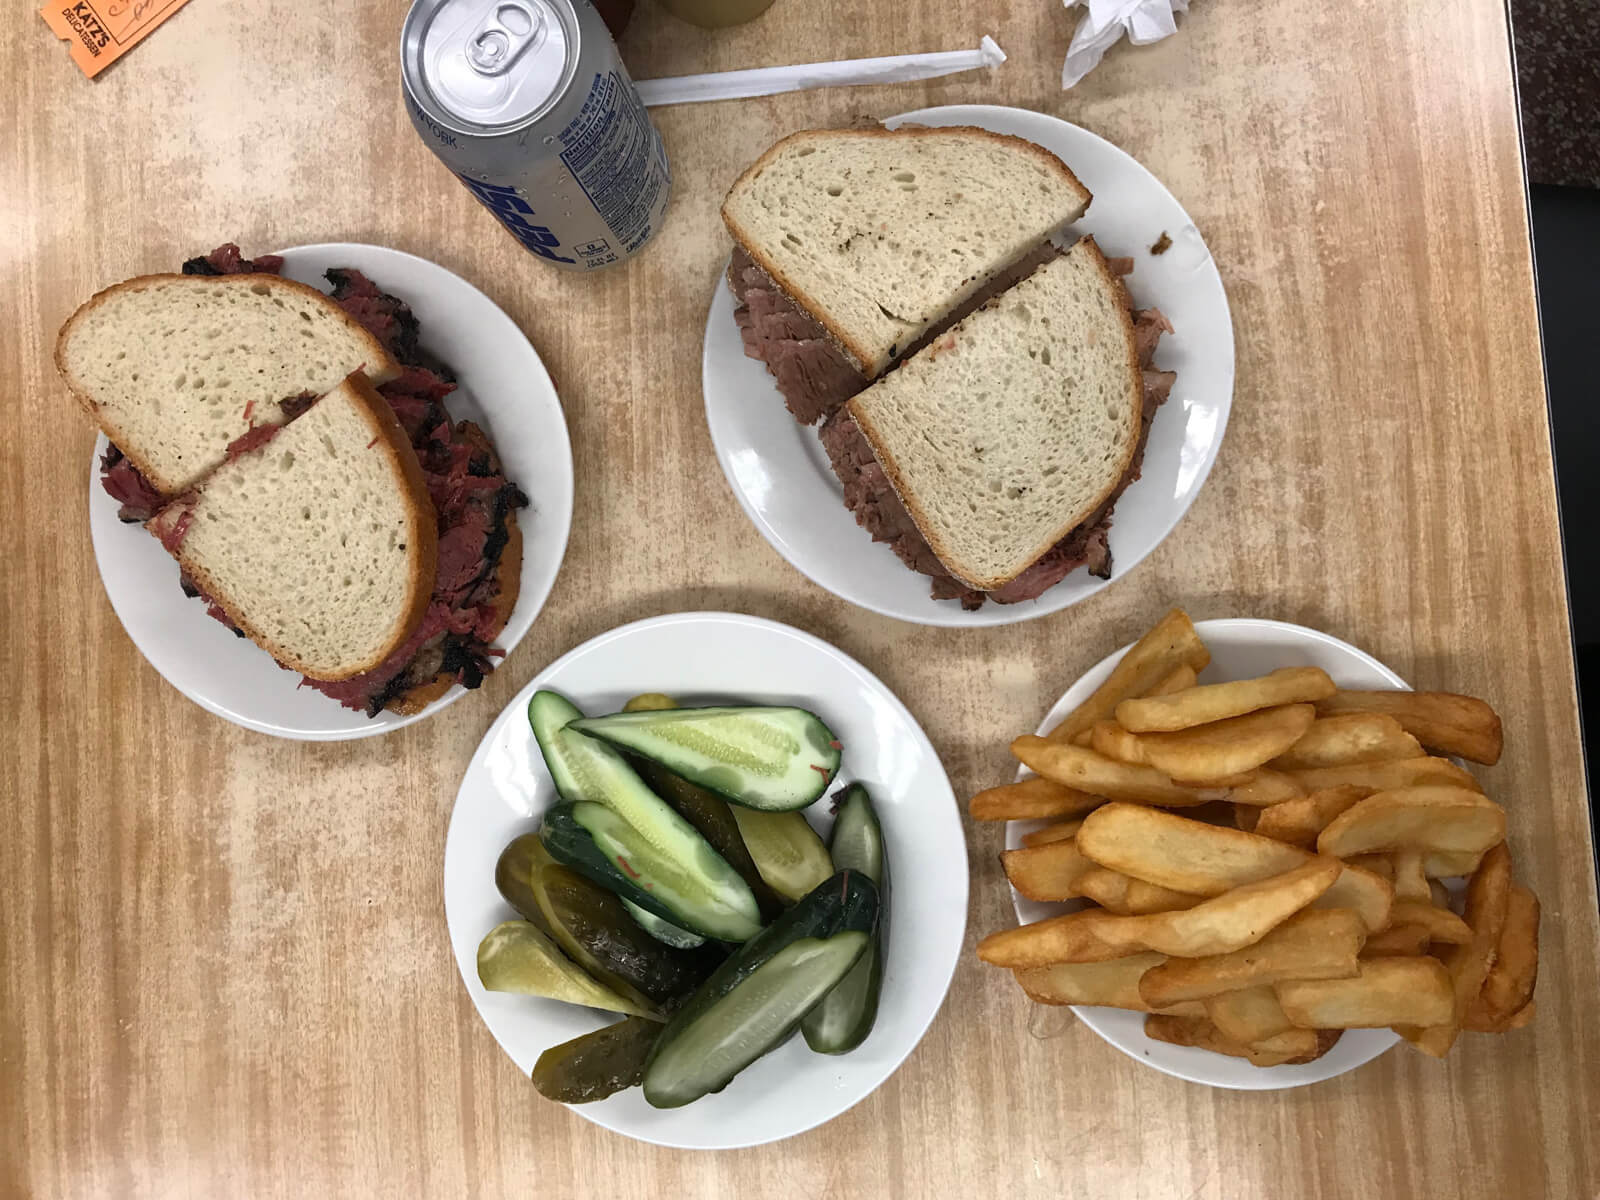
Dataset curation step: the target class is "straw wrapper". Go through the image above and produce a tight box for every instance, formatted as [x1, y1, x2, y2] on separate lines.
[636, 36, 1006, 107]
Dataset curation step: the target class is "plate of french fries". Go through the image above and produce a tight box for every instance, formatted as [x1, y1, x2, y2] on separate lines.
[972, 609, 1538, 1089]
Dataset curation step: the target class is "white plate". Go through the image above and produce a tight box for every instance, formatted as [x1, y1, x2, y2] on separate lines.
[1009, 618, 1407, 1089]
[703, 105, 1234, 627]
[88, 243, 574, 740]
[444, 611, 967, 1149]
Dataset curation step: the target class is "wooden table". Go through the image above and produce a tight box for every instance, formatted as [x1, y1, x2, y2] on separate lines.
[4, 1, 1596, 1195]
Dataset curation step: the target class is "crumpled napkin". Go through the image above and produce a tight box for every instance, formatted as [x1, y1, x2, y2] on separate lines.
[1062, 0, 1188, 88]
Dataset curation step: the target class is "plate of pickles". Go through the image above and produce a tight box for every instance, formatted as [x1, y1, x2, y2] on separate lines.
[443, 611, 967, 1149]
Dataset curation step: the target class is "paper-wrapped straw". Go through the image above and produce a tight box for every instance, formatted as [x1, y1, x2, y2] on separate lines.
[636, 36, 1006, 108]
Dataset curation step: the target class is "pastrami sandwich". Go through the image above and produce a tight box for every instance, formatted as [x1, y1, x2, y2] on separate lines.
[722, 126, 1175, 609]
[57, 245, 528, 716]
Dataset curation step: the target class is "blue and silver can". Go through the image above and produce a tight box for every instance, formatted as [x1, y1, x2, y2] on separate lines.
[401, 0, 671, 271]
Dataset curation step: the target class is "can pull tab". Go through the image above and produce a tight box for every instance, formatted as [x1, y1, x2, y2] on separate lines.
[467, 3, 545, 75]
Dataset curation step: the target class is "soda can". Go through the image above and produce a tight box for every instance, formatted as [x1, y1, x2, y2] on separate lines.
[401, 0, 671, 271]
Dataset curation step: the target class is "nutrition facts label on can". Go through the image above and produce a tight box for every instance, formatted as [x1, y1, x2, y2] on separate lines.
[559, 72, 670, 257]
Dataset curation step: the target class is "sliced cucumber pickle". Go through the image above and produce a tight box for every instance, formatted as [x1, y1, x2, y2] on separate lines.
[610, 693, 785, 919]
[476, 921, 659, 1020]
[729, 807, 834, 902]
[622, 693, 680, 712]
[633, 758, 787, 920]
[495, 834, 666, 1010]
[532, 1015, 660, 1104]
[542, 802, 761, 943]
[528, 690, 761, 943]
[528, 691, 595, 804]
[642, 870, 879, 1108]
[803, 784, 889, 1054]
[568, 706, 843, 811]
[623, 900, 707, 949]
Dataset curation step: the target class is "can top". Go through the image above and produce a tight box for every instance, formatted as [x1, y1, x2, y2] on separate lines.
[401, 0, 577, 134]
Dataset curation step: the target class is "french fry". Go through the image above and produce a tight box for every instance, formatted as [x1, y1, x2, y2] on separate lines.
[1252, 785, 1372, 847]
[1010, 739, 1224, 808]
[1464, 884, 1539, 1032]
[1396, 843, 1513, 1056]
[1388, 900, 1472, 944]
[1021, 819, 1085, 848]
[1287, 756, 1481, 795]
[980, 858, 1341, 965]
[1077, 803, 1314, 896]
[1308, 863, 1394, 933]
[1090, 720, 1148, 765]
[1316, 786, 1506, 858]
[1352, 849, 1483, 880]
[1235, 805, 1261, 832]
[1045, 609, 1212, 743]
[1086, 858, 1343, 958]
[1143, 1014, 1243, 1057]
[1361, 924, 1431, 957]
[1131, 704, 1318, 784]
[1391, 850, 1429, 900]
[1257, 1027, 1342, 1065]
[1013, 952, 1203, 1014]
[1278, 957, 1453, 1028]
[977, 910, 1131, 968]
[1224, 768, 1306, 807]
[1137, 909, 1365, 1008]
[1077, 802, 1392, 929]
[970, 777, 1103, 821]
[1150, 664, 1199, 696]
[1504, 1001, 1536, 1030]
[1315, 690, 1503, 765]
[1270, 713, 1423, 769]
[1143, 1014, 1333, 1068]
[1001, 839, 1096, 902]
[1115, 668, 1337, 733]
[1430, 879, 1451, 907]
[1075, 867, 1204, 915]
[1423, 849, 1486, 879]
[1205, 985, 1295, 1044]
[1188, 771, 1259, 788]
[1346, 853, 1393, 879]
[1174, 800, 1251, 827]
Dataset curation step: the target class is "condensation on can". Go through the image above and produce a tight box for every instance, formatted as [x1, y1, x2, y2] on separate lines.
[400, 0, 671, 272]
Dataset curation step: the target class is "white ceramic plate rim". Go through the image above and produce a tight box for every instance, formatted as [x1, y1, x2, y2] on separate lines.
[1009, 617, 1406, 1089]
[702, 103, 1235, 627]
[443, 611, 968, 1148]
[87, 242, 573, 740]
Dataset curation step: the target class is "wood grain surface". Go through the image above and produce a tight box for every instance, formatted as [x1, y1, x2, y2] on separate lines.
[3, 1, 1596, 1196]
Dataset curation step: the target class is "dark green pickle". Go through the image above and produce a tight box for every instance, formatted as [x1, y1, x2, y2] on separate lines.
[531, 1016, 661, 1104]
[497, 832, 721, 1005]
[495, 833, 558, 931]
[631, 759, 786, 920]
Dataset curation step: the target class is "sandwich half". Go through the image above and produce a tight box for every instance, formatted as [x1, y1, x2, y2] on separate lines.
[819, 238, 1177, 608]
[724, 124, 1091, 423]
[148, 373, 437, 680]
[57, 271, 400, 495]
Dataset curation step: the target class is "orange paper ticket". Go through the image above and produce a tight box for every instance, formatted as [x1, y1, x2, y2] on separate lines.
[41, 0, 195, 78]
